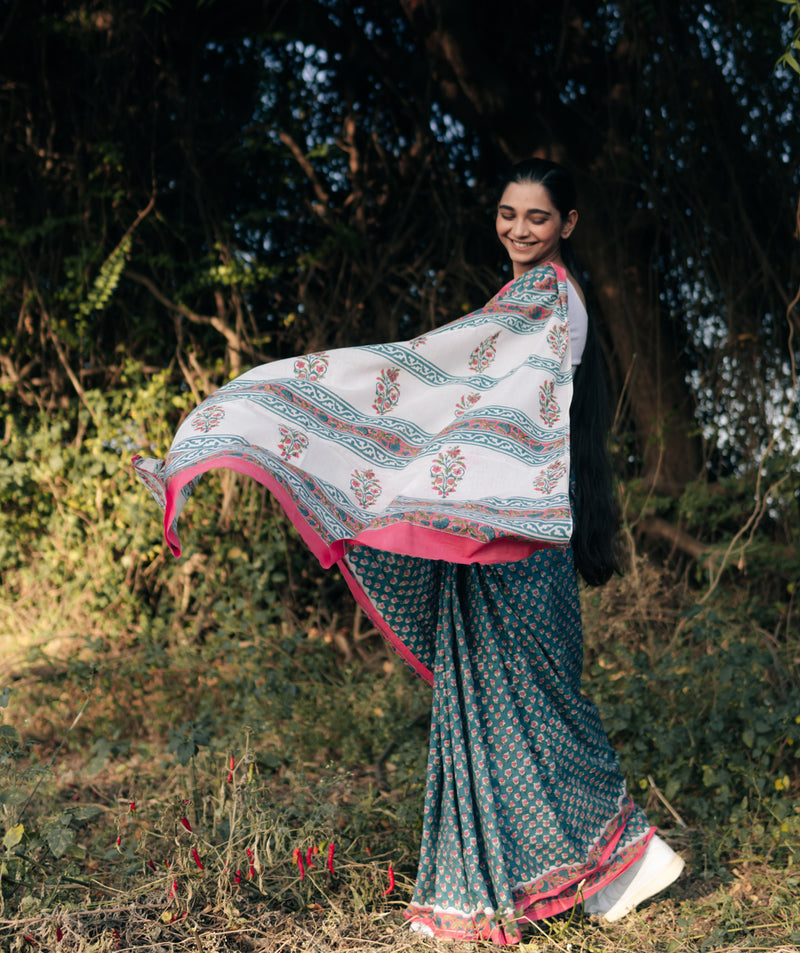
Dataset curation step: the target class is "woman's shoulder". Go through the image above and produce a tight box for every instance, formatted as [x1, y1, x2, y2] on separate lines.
[489, 264, 565, 311]
[565, 271, 586, 307]
[498, 263, 561, 296]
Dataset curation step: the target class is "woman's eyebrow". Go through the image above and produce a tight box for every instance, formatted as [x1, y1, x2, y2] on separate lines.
[497, 204, 552, 215]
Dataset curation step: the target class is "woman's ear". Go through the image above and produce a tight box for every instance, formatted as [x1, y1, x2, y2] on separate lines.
[561, 209, 578, 239]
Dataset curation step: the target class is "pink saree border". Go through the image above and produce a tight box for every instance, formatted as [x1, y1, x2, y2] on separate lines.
[148, 454, 560, 568]
[403, 826, 655, 945]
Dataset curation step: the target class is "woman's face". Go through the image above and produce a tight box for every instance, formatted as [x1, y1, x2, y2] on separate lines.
[496, 181, 577, 278]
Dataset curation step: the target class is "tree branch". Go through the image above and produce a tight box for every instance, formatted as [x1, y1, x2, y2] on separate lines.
[126, 270, 245, 363]
[638, 517, 710, 562]
[276, 129, 330, 207]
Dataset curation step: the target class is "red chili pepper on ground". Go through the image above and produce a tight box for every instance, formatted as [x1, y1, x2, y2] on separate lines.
[169, 880, 178, 898]
[191, 848, 204, 871]
[180, 816, 192, 833]
[383, 864, 395, 895]
[227, 754, 235, 783]
[326, 842, 335, 874]
[306, 845, 318, 866]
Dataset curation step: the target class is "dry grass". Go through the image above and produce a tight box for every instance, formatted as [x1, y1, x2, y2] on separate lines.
[2, 550, 798, 953]
[1, 730, 798, 953]
[2, 862, 798, 953]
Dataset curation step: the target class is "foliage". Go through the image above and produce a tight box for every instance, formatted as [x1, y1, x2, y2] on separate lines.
[1, 0, 798, 490]
[777, 0, 800, 73]
[0, 376, 797, 951]
[1, 2, 799, 948]
[590, 614, 800, 837]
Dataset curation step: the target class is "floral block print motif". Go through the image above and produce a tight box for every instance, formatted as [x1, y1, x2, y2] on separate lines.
[547, 323, 568, 361]
[278, 426, 309, 461]
[373, 367, 401, 415]
[134, 262, 575, 564]
[468, 331, 501, 373]
[410, 336, 428, 349]
[533, 459, 567, 494]
[191, 404, 225, 433]
[293, 352, 329, 381]
[350, 468, 382, 508]
[454, 393, 481, 416]
[430, 448, 466, 498]
[539, 379, 560, 426]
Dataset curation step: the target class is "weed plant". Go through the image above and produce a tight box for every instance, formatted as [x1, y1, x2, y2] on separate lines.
[1, 376, 799, 950]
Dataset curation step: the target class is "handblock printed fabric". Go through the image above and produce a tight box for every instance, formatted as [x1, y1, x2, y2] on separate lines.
[134, 264, 574, 578]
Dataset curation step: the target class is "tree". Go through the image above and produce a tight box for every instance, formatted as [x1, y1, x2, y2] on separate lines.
[397, 0, 799, 489]
[1, 0, 797, 500]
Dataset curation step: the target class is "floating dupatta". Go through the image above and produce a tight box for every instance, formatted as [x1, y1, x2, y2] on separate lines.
[133, 263, 574, 571]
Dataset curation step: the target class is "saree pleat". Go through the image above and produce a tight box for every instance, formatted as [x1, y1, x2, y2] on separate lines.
[344, 544, 653, 944]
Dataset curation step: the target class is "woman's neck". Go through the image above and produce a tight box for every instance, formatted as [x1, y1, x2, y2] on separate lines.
[513, 254, 564, 279]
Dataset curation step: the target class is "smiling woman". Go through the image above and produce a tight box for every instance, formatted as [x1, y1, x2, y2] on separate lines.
[496, 181, 578, 278]
[135, 157, 684, 944]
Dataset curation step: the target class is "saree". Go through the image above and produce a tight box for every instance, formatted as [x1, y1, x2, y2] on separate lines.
[134, 264, 574, 680]
[134, 262, 653, 943]
[345, 545, 652, 943]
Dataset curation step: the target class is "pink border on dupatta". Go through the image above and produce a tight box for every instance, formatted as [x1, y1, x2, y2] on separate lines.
[336, 558, 434, 685]
[148, 454, 559, 685]
[152, 455, 560, 568]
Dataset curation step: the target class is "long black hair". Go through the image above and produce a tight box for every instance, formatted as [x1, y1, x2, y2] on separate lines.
[500, 158, 622, 585]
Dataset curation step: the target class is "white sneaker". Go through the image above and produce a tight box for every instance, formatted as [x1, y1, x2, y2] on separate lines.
[583, 835, 684, 922]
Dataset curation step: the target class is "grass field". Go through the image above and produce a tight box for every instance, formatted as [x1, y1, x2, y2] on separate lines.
[1, 481, 798, 952]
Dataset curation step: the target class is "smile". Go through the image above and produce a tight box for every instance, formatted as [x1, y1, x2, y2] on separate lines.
[510, 240, 535, 249]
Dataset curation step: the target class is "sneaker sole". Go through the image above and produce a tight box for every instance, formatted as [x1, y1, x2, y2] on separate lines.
[602, 853, 685, 922]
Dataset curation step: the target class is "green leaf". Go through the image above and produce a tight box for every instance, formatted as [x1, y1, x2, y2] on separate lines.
[3, 824, 24, 850]
[702, 765, 717, 787]
[86, 738, 113, 775]
[664, 778, 681, 802]
[70, 805, 103, 822]
[0, 724, 21, 745]
[43, 820, 75, 859]
[0, 789, 27, 807]
[175, 740, 197, 765]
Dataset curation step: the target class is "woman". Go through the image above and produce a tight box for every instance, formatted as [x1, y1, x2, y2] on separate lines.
[134, 158, 683, 944]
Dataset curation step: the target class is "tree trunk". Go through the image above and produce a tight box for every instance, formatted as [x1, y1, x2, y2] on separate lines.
[398, 0, 704, 490]
[577, 195, 702, 491]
